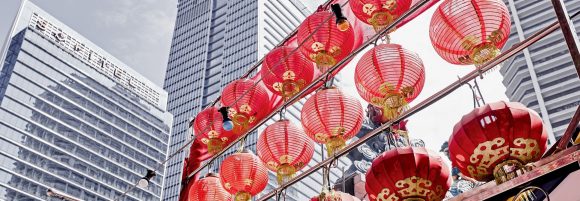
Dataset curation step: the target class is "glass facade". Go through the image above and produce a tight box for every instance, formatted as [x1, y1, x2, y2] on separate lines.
[500, 0, 580, 142]
[0, 2, 172, 201]
[163, 0, 353, 200]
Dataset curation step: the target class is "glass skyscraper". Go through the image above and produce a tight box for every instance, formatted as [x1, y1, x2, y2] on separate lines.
[500, 0, 580, 143]
[162, 0, 351, 200]
[0, 2, 172, 200]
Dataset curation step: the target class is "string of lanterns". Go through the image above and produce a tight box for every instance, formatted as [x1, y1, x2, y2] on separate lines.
[183, 0, 552, 201]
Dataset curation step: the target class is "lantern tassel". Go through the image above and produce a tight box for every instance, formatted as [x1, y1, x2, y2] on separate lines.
[326, 136, 346, 157]
[276, 163, 297, 185]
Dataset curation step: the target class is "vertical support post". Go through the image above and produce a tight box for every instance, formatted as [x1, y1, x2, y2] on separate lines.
[550, 0, 580, 76]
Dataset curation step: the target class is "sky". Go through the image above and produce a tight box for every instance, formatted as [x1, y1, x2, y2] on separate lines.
[0, 0, 510, 156]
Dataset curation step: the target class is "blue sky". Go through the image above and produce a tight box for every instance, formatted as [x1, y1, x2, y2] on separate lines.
[0, 0, 510, 154]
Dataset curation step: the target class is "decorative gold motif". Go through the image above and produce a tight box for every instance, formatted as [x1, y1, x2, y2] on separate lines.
[363, 4, 378, 15]
[311, 42, 325, 52]
[234, 191, 252, 201]
[492, 159, 524, 184]
[370, 82, 414, 120]
[392, 176, 445, 200]
[224, 182, 231, 190]
[326, 136, 346, 157]
[375, 188, 400, 201]
[273, 79, 306, 100]
[276, 163, 297, 184]
[459, 29, 504, 65]
[467, 137, 509, 180]
[383, 0, 398, 11]
[243, 179, 253, 186]
[228, 106, 257, 134]
[315, 133, 329, 142]
[510, 138, 540, 163]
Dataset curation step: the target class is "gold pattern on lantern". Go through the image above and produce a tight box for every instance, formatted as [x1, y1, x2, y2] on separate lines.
[279, 155, 294, 164]
[375, 188, 400, 201]
[228, 106, 257, 134]
[224, 182, 231, 190]
[370, 82, 414, 120]
[326, 136, 346, 157]
[459, 29, 504, 65]
[315, 133, 329, 142]
[243, 179, 253, 186]
[273, 72, 306, 100]
[363, 4, 377, 15]
[234, 191, 252, 201]
[276, 163, 297, 184]
[510, 138, 540, 163]
[467, 137, 509, 180]
[311, 42, 325, 52]
[207, 130, 218, 138]
[394, 176, 444, 200]
[383, 0, 398, 11]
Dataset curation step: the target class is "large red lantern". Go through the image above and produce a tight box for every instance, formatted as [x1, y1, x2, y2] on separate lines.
[297, 11, 355, 72]
[188, 173, 232, 201]
[219, 151, 268, 201]
[349, 0, 413, 32]
[301, 87, 364, 156]
[365, 147, 451, 201]
[260, 46, 315, 99]
[355, 44, 425, 121]
[257, 120, 314, 184]
[448, 101, 548, 183]
[193, 107, 238, 154]
[429, 0, 511, 66]
[221, 79, 270, 134]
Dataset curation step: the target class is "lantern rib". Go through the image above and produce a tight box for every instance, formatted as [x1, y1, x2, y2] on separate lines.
[256, 9, 567, 200]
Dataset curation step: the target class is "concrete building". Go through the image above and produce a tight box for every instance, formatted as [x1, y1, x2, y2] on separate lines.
[0, 2, 172, 200]
[500, 0, 580, 143]
[162, 0, 352, 200]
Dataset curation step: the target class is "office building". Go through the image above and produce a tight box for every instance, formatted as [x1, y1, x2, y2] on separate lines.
[162, 0, 351, 200]
[0, 2, 172, 201]
[500, 0, 580, 143]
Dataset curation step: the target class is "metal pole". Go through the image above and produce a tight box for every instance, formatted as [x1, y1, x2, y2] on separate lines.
[184, 0, 433, 181]
[550, 0, 580, 76]
[257, 16, 563, 201]
[556, 105, 580, 151]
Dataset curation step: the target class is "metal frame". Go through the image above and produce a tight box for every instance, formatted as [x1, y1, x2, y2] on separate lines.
[164, 0, 580, 200]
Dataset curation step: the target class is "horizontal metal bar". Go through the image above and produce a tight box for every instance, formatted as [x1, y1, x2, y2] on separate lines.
[257, 10, 563, 201]
[184, 0, 433, 181]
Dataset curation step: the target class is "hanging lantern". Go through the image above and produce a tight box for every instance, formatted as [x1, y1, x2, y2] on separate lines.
[297, 11, 355, 72]
[221, 79, 270, 134]
[354, 44, 425, 121]
[448, 101, 548, 184]
[188, 173, 232, 201]
[193, 107, 238, 155]
[257, 120, 314, 184]
[310, 190, 361, 201]
[219, 150, 268, 201]
[349, 0, 413, 32]
[301, 87, 364, 156]
[260, 46, 315, 99]
[365, 147, 451, 201]
[429, 0, 511, 66]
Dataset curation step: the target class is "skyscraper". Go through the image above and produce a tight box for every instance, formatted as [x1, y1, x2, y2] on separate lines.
[163, 0, 351, 200]
[0, 2, 172, 201]
[499, 0, 580, 143]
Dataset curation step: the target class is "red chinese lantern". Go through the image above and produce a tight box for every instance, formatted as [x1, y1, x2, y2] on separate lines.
[365, 147, 451, 201]
[355, 44, 425, 121]
[219, 150, 268, 201]
[310, 191, 361, 201]
[297, 11, 355, 72]
[260, 46, 315, 99]
[257, 120, 314, 184]
[188, 173, 232, 201]
[429, 0, 511, 66]
[221, 79, 270, 134]
[349, 0, 413, 32]
[448, 101, 548, 183]
[301, 87, 364, 156]
[193, 107, 238, 155]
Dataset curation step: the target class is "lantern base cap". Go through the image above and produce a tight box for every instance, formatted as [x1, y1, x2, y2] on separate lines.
[234, 191, 252, 201]
[326, 136, 346, 157]
[276, 163, 297, 185]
